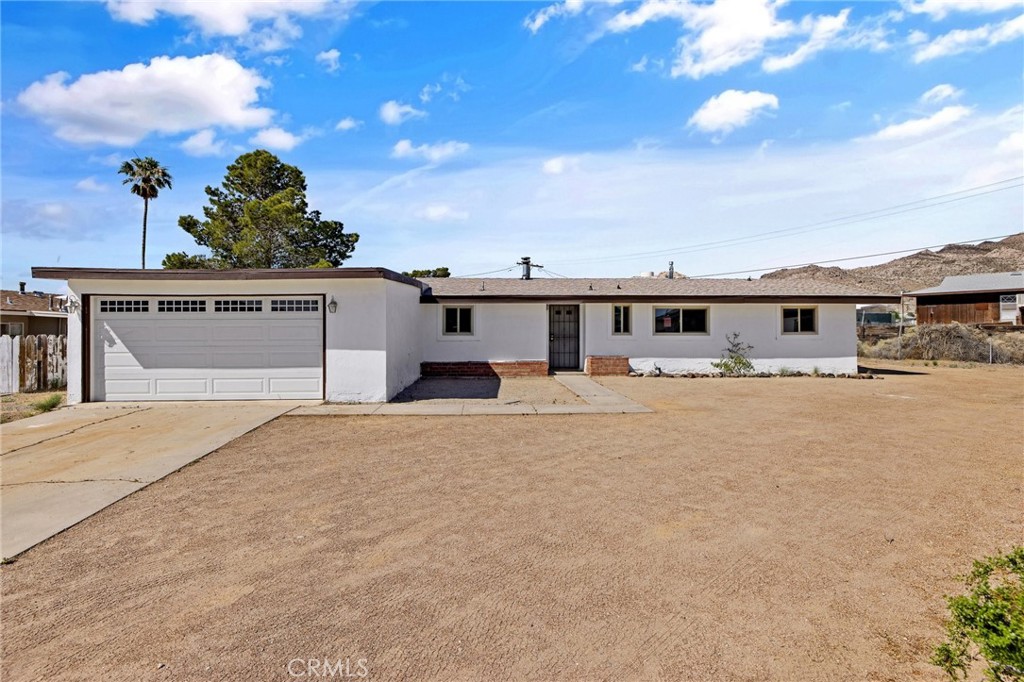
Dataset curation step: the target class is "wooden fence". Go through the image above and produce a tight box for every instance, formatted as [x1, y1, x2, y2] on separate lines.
[0, 335, 67, 394]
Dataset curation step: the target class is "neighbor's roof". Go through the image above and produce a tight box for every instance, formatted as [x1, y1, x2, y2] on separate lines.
[419, 277, 898, 303]
[1, 290, 67, 315]
[907, 271, 1024, 297]
[31, 266, 422, 288]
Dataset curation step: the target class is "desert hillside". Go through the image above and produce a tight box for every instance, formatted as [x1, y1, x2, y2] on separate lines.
[761, 233, 1024, 294]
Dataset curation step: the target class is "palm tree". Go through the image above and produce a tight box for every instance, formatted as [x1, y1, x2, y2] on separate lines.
[118, 157, 172, 268]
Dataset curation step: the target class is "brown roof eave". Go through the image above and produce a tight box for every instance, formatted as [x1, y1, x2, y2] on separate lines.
[31, 267, 425, 290]
[420, 294, 900, 304]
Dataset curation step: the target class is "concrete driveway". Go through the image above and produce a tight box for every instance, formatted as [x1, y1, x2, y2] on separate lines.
[1, 401, 311, 559]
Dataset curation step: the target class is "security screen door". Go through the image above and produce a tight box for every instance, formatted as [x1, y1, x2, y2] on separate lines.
[548, 305, 580, 370]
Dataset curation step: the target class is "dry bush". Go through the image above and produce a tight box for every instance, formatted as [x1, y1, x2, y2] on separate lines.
[860, 323, 1024, 364]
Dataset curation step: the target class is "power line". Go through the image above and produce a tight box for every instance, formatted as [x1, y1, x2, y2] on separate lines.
[689, 232, 1022, 279]
[452, 265, 518, 278]
[535, 266, 570, 278]
[546, 176, 1023, 267]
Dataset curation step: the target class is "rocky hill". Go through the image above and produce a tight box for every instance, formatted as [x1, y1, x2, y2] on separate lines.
[761, 233, 1024, 294]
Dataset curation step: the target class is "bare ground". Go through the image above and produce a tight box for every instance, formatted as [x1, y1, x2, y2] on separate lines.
[0, 391, 65, 424]
[1, 363, 1021, 681]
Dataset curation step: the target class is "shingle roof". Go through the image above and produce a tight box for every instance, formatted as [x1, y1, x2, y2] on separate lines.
[907, 271, 1024, 296]
[1, 290, 66, 314]
[419, 277, 897, 302]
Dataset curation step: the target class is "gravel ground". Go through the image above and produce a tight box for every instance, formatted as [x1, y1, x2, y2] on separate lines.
[1, 362, 1021, 681]
[392, 377, 584, 404]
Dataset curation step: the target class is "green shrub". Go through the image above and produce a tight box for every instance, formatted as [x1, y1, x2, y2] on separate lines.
[32, 394, 62, 413]
[711, 333, 755, 376]
[932, 546, 1024, 681]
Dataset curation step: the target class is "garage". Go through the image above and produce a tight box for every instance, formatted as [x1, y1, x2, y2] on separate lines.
[92, 295, 323, 401]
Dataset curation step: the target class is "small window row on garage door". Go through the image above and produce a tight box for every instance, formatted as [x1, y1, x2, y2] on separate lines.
[92, 296, 324, 401]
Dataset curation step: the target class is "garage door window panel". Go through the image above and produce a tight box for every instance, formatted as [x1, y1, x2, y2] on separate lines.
[215, 300, 262, 313]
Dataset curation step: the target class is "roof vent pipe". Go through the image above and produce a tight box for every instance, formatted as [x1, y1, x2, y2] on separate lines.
[517, 256, 542, 280]
[668, 262, 675, 280]
[18, 281, 26, 293]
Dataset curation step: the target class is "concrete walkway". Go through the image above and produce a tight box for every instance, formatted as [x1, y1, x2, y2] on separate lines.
[1, 401, 312, 558]
[291, 375, 651, 416]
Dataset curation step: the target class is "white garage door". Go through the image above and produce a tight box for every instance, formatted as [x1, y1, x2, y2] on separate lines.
[92, 296, 323, 401]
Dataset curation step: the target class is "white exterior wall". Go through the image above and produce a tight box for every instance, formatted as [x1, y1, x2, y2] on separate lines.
[385, 279, 423, 399]
[65, 277, 419, 404]
[419, 302, 548, 362]
[584, 302, 858, 374]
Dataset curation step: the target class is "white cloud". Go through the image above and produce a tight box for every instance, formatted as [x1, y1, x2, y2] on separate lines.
[920, 84, 964, 104]
[542, 156, 581, 174]
[391, 139, 470, 164]
[830, 101, 853, 112]
[17, 54, 273, 146]
[181, 128, 226, 157]
[327, 107, 1022, 281]
[605, 0, 798, 78]
[913, 14, 1024, 62]
[902, 0, 1021, 20]
[762, 9, 850, 73]
[105, 0, 353, 51]
[603, 0, 888, 78]
[379, 100, 427, 126]
[417, 204, 469, 222]
[907, 29, 929, 45]
[335, 117, 362, 132]
[687, 90, 779, 139]
[869, 105, 973, 140]
[249, 126, 306, 151]
[419, 83, 442, 103]
[629, 55, 649, 72]
[315, 48, 341, 73]
[524, 0, 584, 33]
[75, 177, 107, 192]
[996, 131, 1023, 155]
[419, 74, 471, 103]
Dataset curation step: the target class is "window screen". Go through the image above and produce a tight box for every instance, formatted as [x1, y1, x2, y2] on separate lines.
[614, 305, 631, 334]
[443, 306, 472, 334]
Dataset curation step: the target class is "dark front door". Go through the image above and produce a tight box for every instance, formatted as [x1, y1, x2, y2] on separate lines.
[548, 305, 580, 370]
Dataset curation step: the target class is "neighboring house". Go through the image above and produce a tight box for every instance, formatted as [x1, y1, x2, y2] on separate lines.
[1, 283, 69, 337]
[908, 272, 1024, 326]
[32, 266, 897, 405]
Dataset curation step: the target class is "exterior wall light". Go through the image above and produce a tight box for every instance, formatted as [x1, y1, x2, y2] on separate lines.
[66, 296, 81, 314]
[327, 296, 338, 314]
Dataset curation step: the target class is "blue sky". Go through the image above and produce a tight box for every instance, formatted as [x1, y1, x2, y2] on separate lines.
[2, 0, 1022, 291]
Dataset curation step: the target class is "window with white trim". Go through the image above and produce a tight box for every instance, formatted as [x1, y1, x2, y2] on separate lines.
[782, 307, 817, 334]
[654, 307, 708, 334]
[214, 299, 262, 313]
[158, 300, 206, 313]
[1, 322, 25, 336]
[99, 300, 149, 313]
[443, 306, 473, 335]
[613, 305, 631, 335]
[271, 299, 319, 312]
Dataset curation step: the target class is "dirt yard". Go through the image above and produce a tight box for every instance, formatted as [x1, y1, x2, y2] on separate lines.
[2, 363, 1021, 681]
[0, 391, 64, 423]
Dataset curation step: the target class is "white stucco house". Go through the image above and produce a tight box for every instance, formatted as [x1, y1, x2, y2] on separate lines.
[32, 266, 897, 404]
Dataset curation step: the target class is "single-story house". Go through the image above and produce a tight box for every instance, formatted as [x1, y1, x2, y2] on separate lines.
[32, 266, 897, 404]
[1, 283, 69, 337]
[908, 272, 1024, 326]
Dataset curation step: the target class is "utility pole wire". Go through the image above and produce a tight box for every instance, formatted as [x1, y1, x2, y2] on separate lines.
[546, 176, 1023, 267]
[689, 232, 1021, 278]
